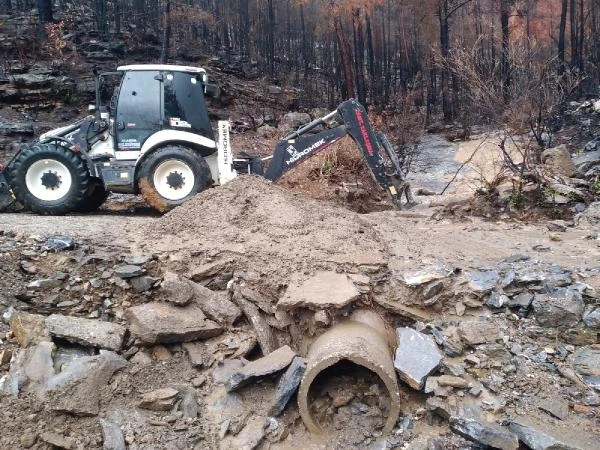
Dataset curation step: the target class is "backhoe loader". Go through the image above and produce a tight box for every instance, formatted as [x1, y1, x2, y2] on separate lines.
[0, 64, 412, 214]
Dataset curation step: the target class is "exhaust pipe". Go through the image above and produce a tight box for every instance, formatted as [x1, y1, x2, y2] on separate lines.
[297, 310, 401, 435]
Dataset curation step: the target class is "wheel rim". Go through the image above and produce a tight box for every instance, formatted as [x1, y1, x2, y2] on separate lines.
[153, 159, 195, 201]
[25, 159, 73, 202]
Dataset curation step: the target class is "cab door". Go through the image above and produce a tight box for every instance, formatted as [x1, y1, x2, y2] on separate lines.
[115, 70, 162, 157]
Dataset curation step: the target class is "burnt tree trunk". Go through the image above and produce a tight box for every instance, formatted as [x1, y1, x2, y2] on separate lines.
[160, 0, 171, 63]
[438, 0, 452, 120]
[334, 16, 355, 99]
[500, 0, 511, 100]
[558, 0, 568, 72]
[570, 0, 578, 68]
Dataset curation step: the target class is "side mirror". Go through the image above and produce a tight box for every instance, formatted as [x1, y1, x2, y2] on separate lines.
[205, 83, 221, 99]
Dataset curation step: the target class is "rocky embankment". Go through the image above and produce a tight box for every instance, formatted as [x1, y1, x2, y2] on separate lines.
[0, 177, 599, 449]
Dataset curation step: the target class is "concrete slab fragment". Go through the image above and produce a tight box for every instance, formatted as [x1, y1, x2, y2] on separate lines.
[45, 314, 126, 351]
[277, 271, 360, 310]
[126, 302, 222, 344]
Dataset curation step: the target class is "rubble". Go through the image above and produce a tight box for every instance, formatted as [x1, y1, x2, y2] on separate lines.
[162, 271, 241, 325]
[9, 311, 50, 347]
[277, 271, 361, 310]
[46, 350, 127, 415]
[45, 314, 126, 351]
[100, 419, 126, 450]
[231, 287, 277, 355]
[458, 320, 499, 345]
[125, 301, 222, 344]
[449, 416, 518, 450]
[509, 418, 597, 450]
[40, 432, 76, 450]
[225, 345, 296, 391]
[532, 287, 584, 328]
[268, 356, 307, 416]
[114, 264, 145, 279]
[394, 327, 443, 390]
[139, 387, 179, 411]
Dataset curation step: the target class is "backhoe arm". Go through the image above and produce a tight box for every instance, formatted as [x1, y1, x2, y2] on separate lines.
[264, 99, 411, 208]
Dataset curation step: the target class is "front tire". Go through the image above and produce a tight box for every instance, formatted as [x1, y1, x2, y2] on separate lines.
[137, 145, 212, 213]
[77, 178, 109, 212]
[9, 144, 90, 215]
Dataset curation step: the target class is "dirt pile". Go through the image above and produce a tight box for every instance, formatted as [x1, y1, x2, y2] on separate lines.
[146, 176, 388, 279]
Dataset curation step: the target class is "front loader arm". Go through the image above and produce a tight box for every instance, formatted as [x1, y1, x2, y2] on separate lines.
[264, 99, 410, 208]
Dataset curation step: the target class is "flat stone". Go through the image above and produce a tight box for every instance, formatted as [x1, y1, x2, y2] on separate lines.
[486, 292, 509, 309]
[161, 271, 195, 305]
[19, 432, 37, 448]
[562, 327, 598, 345]
[163, 271, 241, 324]
[40, 432, 76, 449]
[226, 345, 296, 392]
[465, 270, 500, 293]
[189, 259, 233, 281]
[268, 356, 307, 416]
[437, 375, 469, 388]
[126, 301, 222, 344]
[532, 287, 584, 328]
[422, 280, 444, 299]
[402, 265, 450, 286]
[458, 320, 499, 345]
[180, 387, 198, 419]
[47, 351, 127, 415]
[114, 264, 145, 279]
[124, 254, 153, 265]
[277, 272, 360, 310]
[450, 416, 518, 450]
[3, 341, 56, 396]
[0, 349, 12, 365]
[583, 307, 600, 329]
[10, 312, 51, 347]
[44, 236, 76, 251]
[193, 284, 241, 326]
[228, 415, 266, 450]
[213, 359, 245, 385]
[100, 419, 126, 450]
[182, 341, 209, 368]
[129, 276, 155, 293]
[508, 292, 534, 309]
[426, 396, 458, 419]
[27, 277, 62, 290]
[510, 417, 596, 450]
[139, 387, 179, 411]
[572, 346, 600, 377]
[394, 327, 443, 390]
[536, 397, 569, 420]
[45, 314, 126, 351]
[232, 287, 277, 355]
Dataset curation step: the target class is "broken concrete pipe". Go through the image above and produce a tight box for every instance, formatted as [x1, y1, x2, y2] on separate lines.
[298, 310, 401, 435]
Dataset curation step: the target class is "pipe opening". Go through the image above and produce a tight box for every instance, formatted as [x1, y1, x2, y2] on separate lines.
[307, 359, 391, 444]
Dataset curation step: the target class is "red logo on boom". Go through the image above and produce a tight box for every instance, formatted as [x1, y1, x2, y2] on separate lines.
[355, 110, 374, 156]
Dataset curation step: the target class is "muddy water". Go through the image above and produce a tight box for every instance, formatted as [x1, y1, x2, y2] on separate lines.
[406, 134, 463, 194]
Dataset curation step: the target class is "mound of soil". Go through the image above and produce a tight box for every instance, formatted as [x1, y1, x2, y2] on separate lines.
[146, 176, 388, 280]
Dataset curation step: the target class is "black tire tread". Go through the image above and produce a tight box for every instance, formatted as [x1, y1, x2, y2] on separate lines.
[9, 143, 90, 215]
[138, 145, 212, 213]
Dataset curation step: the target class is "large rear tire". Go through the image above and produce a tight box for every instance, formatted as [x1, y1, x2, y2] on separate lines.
[137, 145, 212, 213]
[9, 144, 90, 215]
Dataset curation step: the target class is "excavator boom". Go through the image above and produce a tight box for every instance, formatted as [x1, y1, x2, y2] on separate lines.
[263, 99, 410, 208]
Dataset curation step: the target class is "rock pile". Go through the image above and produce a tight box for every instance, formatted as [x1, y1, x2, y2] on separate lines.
[1, 215, 599, 448]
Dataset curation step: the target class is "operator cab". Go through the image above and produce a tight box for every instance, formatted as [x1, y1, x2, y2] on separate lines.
[95, 65, 215, 159]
